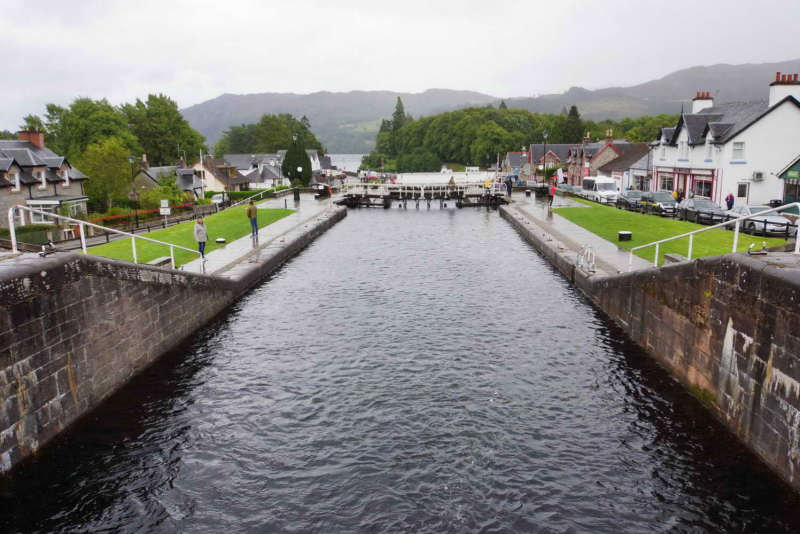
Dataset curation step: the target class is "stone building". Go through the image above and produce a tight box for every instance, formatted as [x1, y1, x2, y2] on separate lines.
[566, 131, 641, 186]
[0, 130, 89, 228]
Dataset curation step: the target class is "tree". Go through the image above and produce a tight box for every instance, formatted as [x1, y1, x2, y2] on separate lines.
[470, 121, 515, 167]
[499, 100, 508, 110]
[301, 115, 311, 129]
[564, 105, 584, 143]
[47, 97, 139, 161]
[78, 137, 133, 209]
[392, 97, 406, 132]
[120, 94, 206, 166]
[215, 114, 324, 156]
[281, 139, 312, 185]
[20, 114, 45, 131]
[0, 130, 15, 140]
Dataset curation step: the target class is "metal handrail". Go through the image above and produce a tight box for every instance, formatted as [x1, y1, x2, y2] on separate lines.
[628, 202, 800, 271]
[228, 186, 285, 210]
[8, 206, 206, 274]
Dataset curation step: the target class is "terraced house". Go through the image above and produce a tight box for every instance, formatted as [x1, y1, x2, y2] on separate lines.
[650, 72, 800, 206]
[0, 130, 89, 228]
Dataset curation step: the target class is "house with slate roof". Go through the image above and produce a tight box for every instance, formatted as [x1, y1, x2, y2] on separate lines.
[596, 144, 652, 190]
[0, 130, 89, 228]
[650, 72, 800, 205]
[190, 155, 251, 192]
[501, 152, 527, 175]
[132, 157, 205, 198]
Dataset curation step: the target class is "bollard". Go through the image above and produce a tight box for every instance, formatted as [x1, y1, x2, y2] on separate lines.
[525, 190, 531, 197]
[293, 187, 300, 201]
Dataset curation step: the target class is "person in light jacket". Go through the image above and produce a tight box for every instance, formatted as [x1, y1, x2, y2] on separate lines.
[194, 218, 208, 258]
[247, 200, 258, 236]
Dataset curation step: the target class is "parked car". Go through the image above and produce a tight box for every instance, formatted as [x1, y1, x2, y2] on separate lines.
[616, 190, 643, 211]
[582, 177, 620, 204]
[210, 193, 229, 205]
[677, 198, 726, 224]
[557, 183, 573, 193]
[724, 205, 798, 236]
[640, 191, 677, 216]
[571, 185, 583, 196]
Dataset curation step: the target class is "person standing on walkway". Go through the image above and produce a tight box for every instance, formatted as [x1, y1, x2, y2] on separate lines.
[725, 192, 735, 210]
[548, 180, 556, 207]
[194, 217, 208, 258]
[247, 200, 258, 237]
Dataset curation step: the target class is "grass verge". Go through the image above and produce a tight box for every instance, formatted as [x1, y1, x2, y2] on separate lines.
[89, 205, 294, 267]
[552, 198, 790, 264]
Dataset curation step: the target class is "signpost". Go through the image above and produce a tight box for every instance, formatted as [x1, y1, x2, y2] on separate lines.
[159, 199, 171, 226]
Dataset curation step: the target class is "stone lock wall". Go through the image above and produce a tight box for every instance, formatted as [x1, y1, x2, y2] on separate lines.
[0, 205, 347, 473]
[501, 205, 800, 492]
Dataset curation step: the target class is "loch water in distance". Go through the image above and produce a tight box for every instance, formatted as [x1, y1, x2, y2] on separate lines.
[2, 206, 799, 533]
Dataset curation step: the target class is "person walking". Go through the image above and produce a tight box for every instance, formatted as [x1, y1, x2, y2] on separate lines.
[247, 200, 258, 237]
[194, 217, 208, 259]
[725, 192, 735, 210]
[548, 180, 556, 207]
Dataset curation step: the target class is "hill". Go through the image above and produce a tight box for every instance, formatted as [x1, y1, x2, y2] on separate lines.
[181, 89, 496, 153]
[181, 58, 800, 153]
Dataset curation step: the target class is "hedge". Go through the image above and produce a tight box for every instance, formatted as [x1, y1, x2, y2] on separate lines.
[204, 186, 290, 201]
[0, 224, 55, 237]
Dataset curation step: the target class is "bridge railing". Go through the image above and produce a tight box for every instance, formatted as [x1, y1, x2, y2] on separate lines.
[628, 201, 800, 271]
[7, 205, 206, 274]
[342, 182, 508, 197]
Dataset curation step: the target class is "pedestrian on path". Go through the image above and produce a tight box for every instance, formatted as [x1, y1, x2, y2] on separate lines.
[725, 192, 735, 210]
[247, 200, 258, 237]
[194, 218, 208, 258]
[548, 180, 556, 207]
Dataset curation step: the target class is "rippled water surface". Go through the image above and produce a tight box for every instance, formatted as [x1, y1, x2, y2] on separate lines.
[2, 206, 800, 534]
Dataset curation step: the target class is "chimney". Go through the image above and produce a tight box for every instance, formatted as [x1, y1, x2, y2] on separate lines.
[604, 129, 614, 145]
[137, 153, 149, 171]
[583, 132, 591, 145]
[692, 91, 714, 113]
[17, 129, 45, 149]
[769, 71, 800, 107]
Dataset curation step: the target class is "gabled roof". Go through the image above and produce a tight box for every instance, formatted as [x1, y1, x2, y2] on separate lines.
[17, 170, 40, 185]
[0, 157, 14, 172]
[1, 148, 46, 167]
[223, 153, 282, 171]
[68, 167, 88, 181]
[0, 140, 88, 182]
[41, 156, 65, 169]
[200, 157, 250, 185]
[597, 144, 651, 172]
[530, 144, 577, 163]
[504, 152, 526, 168]
[320, 155, 333, 170]
[44, 169, 65, 183]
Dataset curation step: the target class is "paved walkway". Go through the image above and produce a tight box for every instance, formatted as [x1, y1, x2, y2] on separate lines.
[511, 195, 653, 274]
[183, 194, 335, 275]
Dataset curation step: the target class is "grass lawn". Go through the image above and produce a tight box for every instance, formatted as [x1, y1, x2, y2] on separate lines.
[89, 205, 294, 267]
[552, 198, 790, 264]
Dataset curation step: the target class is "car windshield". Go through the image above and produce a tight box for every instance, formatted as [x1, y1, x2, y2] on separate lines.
[748, 206, 769, 214]
[695, 200, 720, 209]
[653, 193, 673, 202]
[597, 183, 616, 191]
[627, 191, 642, 199]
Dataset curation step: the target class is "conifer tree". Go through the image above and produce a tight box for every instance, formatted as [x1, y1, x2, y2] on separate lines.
[499, 100, 508, 110]
[392, 97, 406, 132]
[564, 105, 584, 143]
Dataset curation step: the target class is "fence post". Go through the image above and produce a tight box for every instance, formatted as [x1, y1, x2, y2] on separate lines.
[170, 246, 175, 269]
[687, 234, 693, 260]
[132, 236, 138, 264]
[8, 206, 18, 253]
[654, 243, 659, 267]
[79, 223, 87, 254]
[733, 220, 740, 252]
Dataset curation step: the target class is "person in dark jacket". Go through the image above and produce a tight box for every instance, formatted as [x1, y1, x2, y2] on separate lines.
[725, 192, 735, 210]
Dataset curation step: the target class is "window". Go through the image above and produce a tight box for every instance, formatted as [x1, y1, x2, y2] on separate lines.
[732, 142, 745, 160]
[62, 169, 69, 187]
[660, 174, 674, 191]
[29, 204, 54, 223]
[737, 183, 748, 198]
[694, 180, 712, 198]
[37, 171, 45, 188]
[13, 208, 24, 227]
[660, 144, 666, 158]
[11, 173, 20, 192]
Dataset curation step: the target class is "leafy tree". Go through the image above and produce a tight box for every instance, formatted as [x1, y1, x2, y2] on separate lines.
[375, 131, 393, 154]
[564, 106, 584, 143]
[49, 97, 139, 161]
[499, 100, 508, 110]
[20, 114, 45, 131]
[216, 113, 324, 156]
[0, 130, 15, 140]
[214, 136, 231, 158]
[301, 115, 311, 129]
[138, 172, 191, 210]
[78, 137, 133, 209]
[120, 94, 206, 166]
[470, 121, 515, 167]
[396, 148, 441, 173]
[281, 138, 312, 185]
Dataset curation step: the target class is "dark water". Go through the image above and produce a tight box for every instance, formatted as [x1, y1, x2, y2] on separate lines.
[2, 206, 800, 534]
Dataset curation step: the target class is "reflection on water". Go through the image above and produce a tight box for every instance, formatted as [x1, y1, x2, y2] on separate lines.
[2, 206, 799, 534]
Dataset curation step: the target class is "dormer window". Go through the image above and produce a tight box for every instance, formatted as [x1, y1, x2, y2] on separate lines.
[11, 173, 20, 192]
[62, 169, 69, 187]
[37, 170, 45, 188]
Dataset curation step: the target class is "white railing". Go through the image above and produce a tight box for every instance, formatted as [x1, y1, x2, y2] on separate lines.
[342, 182, 508, 197]
[628, 202, 800, 271]
[8, 206, 206, 274]
[228, 186, 285, 210]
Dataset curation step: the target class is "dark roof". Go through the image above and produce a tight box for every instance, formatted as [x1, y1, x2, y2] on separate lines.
[202, 157, 251, 185]
[17, 170, 39, 185]
[504, 152, 526, 168]
[597, 144, 651, 172]
[223, 153, 282, 171]
[41, 156, 65, 169]
[708, 123, 734, 138]
[0, 140, 88, 182]
[0, 148, 46, 167]
[0, 176, 12, 188]
[319, 155, 333, 170]
[661, 127, 676, 143]
[530, 144, 577, 163]
[44, 169, 65, 183]
[68, 167, 88, 181]
[0, 157, 14, 172]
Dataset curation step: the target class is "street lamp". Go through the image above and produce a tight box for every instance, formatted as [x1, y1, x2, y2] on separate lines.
[127, 155, 139, 227]
[541, 129, 549, 185]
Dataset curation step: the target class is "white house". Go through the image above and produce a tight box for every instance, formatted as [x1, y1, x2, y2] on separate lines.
[650, 72, 800, 206]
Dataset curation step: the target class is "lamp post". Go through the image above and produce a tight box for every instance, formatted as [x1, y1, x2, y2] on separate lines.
[542, 129, 549, 185]
[127, 155, 139, 227]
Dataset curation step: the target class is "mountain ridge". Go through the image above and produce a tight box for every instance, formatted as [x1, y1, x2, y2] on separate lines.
[181, 58, 800, 153]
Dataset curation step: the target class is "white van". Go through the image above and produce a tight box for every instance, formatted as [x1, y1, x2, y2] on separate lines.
[582, 177, 619, 203]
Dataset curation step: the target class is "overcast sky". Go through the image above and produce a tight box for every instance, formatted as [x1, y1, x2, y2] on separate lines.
[2, 0, 798, 130]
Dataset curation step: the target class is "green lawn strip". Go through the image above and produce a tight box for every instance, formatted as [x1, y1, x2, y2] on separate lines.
[89, 206, 294, 267]
[552, 198, 789, 264]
